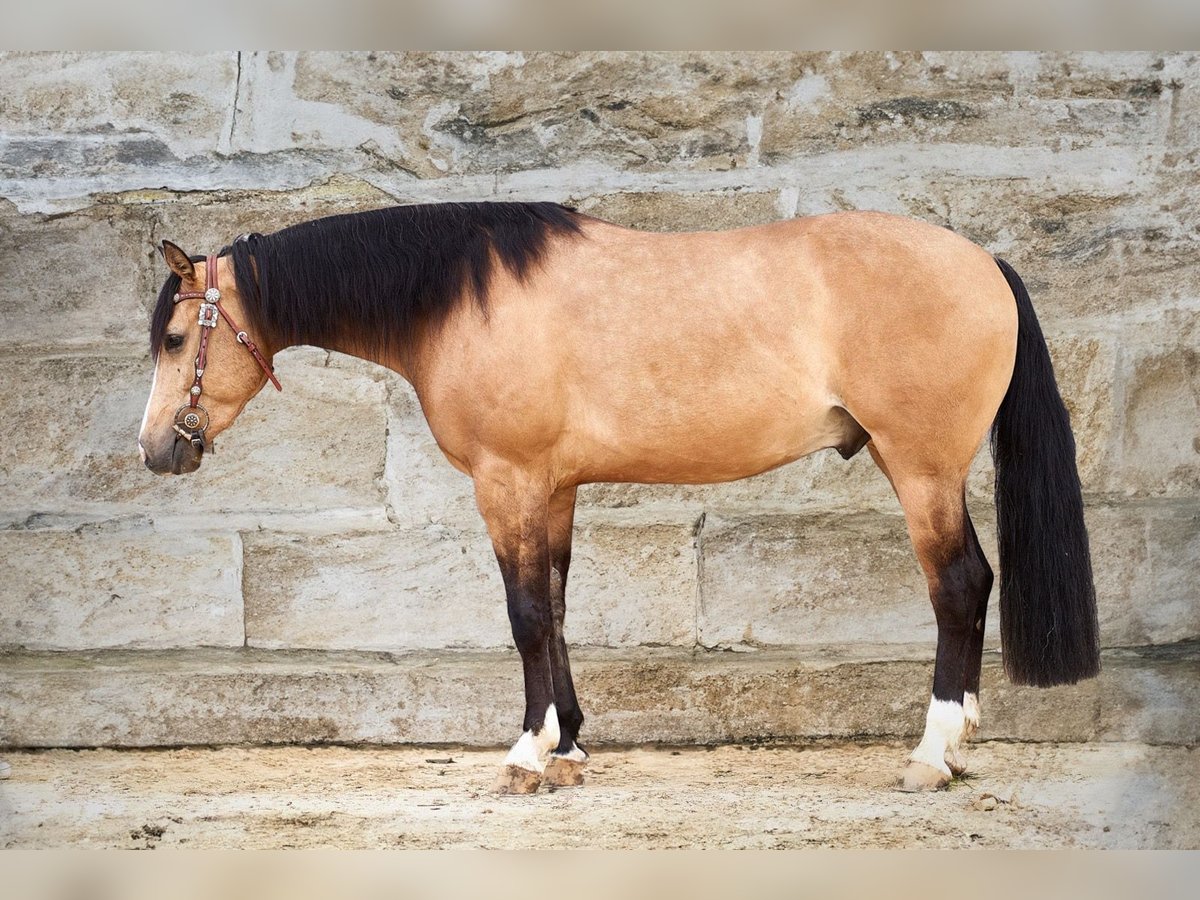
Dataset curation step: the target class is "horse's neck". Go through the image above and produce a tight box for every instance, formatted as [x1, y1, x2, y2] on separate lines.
[290, 333, 417, 385]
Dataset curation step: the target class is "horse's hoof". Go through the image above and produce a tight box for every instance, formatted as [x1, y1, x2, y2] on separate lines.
[494, 764, 542, 795]
[543, 755, 587, 788]
[898, 761, 952, 792]
[0, 760, 10, 780]
[945, 746, 968, 777]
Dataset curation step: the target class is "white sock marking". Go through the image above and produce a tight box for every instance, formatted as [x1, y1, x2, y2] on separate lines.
[963, 691, 980, 733]
[550, 743, 588, 763]
[909, 695, 967, 776]
[503, 703, 560, 774]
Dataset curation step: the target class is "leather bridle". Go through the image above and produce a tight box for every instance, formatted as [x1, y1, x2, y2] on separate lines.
[171, 254, 282, 452]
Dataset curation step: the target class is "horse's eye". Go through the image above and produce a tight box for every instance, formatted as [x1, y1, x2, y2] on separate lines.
[164, 333, 185, 352]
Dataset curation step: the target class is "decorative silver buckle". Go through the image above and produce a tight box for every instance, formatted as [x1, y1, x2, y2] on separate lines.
[198, 302, 219, 328]
[173, 403, 210, 435]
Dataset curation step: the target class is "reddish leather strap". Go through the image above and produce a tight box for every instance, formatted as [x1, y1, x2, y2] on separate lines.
[173, 253, 282, 393]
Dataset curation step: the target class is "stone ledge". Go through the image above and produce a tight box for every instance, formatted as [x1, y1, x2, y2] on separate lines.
[1, 644, 1194, 748]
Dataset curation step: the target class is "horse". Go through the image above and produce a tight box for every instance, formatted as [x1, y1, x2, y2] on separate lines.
[137, 201, 1100, 794]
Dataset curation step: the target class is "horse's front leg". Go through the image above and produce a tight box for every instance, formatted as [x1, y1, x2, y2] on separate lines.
[542, 485, 589, 787]
[475, 469, 560, 795]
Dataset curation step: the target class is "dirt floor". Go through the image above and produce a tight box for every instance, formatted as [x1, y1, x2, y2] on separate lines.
[0, 741, 1196, 849]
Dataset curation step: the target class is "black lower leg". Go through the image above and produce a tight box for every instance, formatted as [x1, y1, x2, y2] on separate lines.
[549, 584, 583, 752]
[492, 520, 556, 738]
[962, 515, 993, 699]
[547, 488, 584, 753]
[930, 514, 993, 704]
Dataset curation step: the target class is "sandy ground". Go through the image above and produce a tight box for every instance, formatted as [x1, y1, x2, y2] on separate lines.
[0, 741, 1196, 849]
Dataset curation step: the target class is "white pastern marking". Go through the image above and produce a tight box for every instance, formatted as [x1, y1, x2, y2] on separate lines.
[550, 743, 589, 763]
[963, 691, 980, 732]
[908, 695, 966, 776]
[503, 704, 560, 773]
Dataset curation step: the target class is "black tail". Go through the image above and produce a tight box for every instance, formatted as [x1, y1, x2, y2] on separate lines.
[991, 258, 1101, 687]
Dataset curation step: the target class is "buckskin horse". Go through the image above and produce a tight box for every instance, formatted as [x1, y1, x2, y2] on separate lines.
[137, 202, 1100, 793]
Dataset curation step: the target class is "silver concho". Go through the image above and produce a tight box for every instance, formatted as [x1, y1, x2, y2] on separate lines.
[173, 403, 210, 434]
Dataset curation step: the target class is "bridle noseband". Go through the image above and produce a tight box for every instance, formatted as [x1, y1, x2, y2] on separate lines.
[171, 254, 282, 451]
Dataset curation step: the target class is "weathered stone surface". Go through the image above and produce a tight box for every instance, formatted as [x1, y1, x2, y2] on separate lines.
[292, 51, 796, 178]
[384, 382, 479, 528]
[0, 525, 242, 650]
[1050, 335, 1119, 494]
[244, 527, 507, 651]
[0, 201, 157, 352]
[1, 645, 1194, 747]
[698, 502, 1200, 651]
[149, 184, 399, 255]
[244, 522, 697, 650]
[562, 522, 697, 646]
[698, 512, 935, 649]
[578, 450, 903, 522]
[759, 52, 1179, 160]
[1110, 333, 1200, 497]
[0, 350, 387, 519]
[1088, 502, 1200, 647]
[574, 190, 782, 231]
[994, 197, 1200, 325]
[0, 52, 235, 155]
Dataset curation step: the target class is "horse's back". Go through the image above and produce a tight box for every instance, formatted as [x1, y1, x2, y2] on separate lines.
[416, 210, 1018, 485]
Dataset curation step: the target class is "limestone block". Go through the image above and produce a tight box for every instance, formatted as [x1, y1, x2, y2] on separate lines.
[0, 202, 157, 352]
[0, 52, 236, 157]
[1088, 502, 1200, 647]
[1048, 335, 1119, 495]
[562, 522, 697, 647]
[759, 51, 1175, 163]
[574, 190, 783, 231]
[1, 645, 1194, 747]
[1109, 333, 1200, 497]
[698, 512, 935, 649]
[291, 51, 822, 177]
[243, 521, 697, 650]
[243, 527, 508, 651]
[0, 525, 242, 650]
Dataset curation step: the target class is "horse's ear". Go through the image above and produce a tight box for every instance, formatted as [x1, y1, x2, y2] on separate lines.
[159, 240, 195, 280]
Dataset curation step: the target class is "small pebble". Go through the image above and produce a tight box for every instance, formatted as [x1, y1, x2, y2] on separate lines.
[0, 760, 11, 780]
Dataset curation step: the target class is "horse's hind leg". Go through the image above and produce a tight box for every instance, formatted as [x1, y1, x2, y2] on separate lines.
[543, 485, 590, 788]
[878, 461, 993, 792]
[961, 513, 989, 743]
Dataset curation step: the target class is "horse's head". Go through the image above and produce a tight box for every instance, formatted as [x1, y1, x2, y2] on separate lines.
[138, 240, 281, 475]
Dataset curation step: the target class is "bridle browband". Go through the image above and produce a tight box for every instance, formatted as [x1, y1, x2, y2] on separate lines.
[171, 254, 282, 452]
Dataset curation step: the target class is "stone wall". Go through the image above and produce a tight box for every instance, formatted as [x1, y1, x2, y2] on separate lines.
[1, 52, 1197, 747]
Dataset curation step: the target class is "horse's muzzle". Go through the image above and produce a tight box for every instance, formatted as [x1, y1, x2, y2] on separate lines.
[142, 432, 204, 475]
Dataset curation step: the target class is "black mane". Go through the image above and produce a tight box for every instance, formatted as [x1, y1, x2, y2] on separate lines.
[150, 201, 583, 360]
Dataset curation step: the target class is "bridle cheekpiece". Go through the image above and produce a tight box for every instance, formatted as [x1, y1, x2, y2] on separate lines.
[171, 253, 282, 451]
